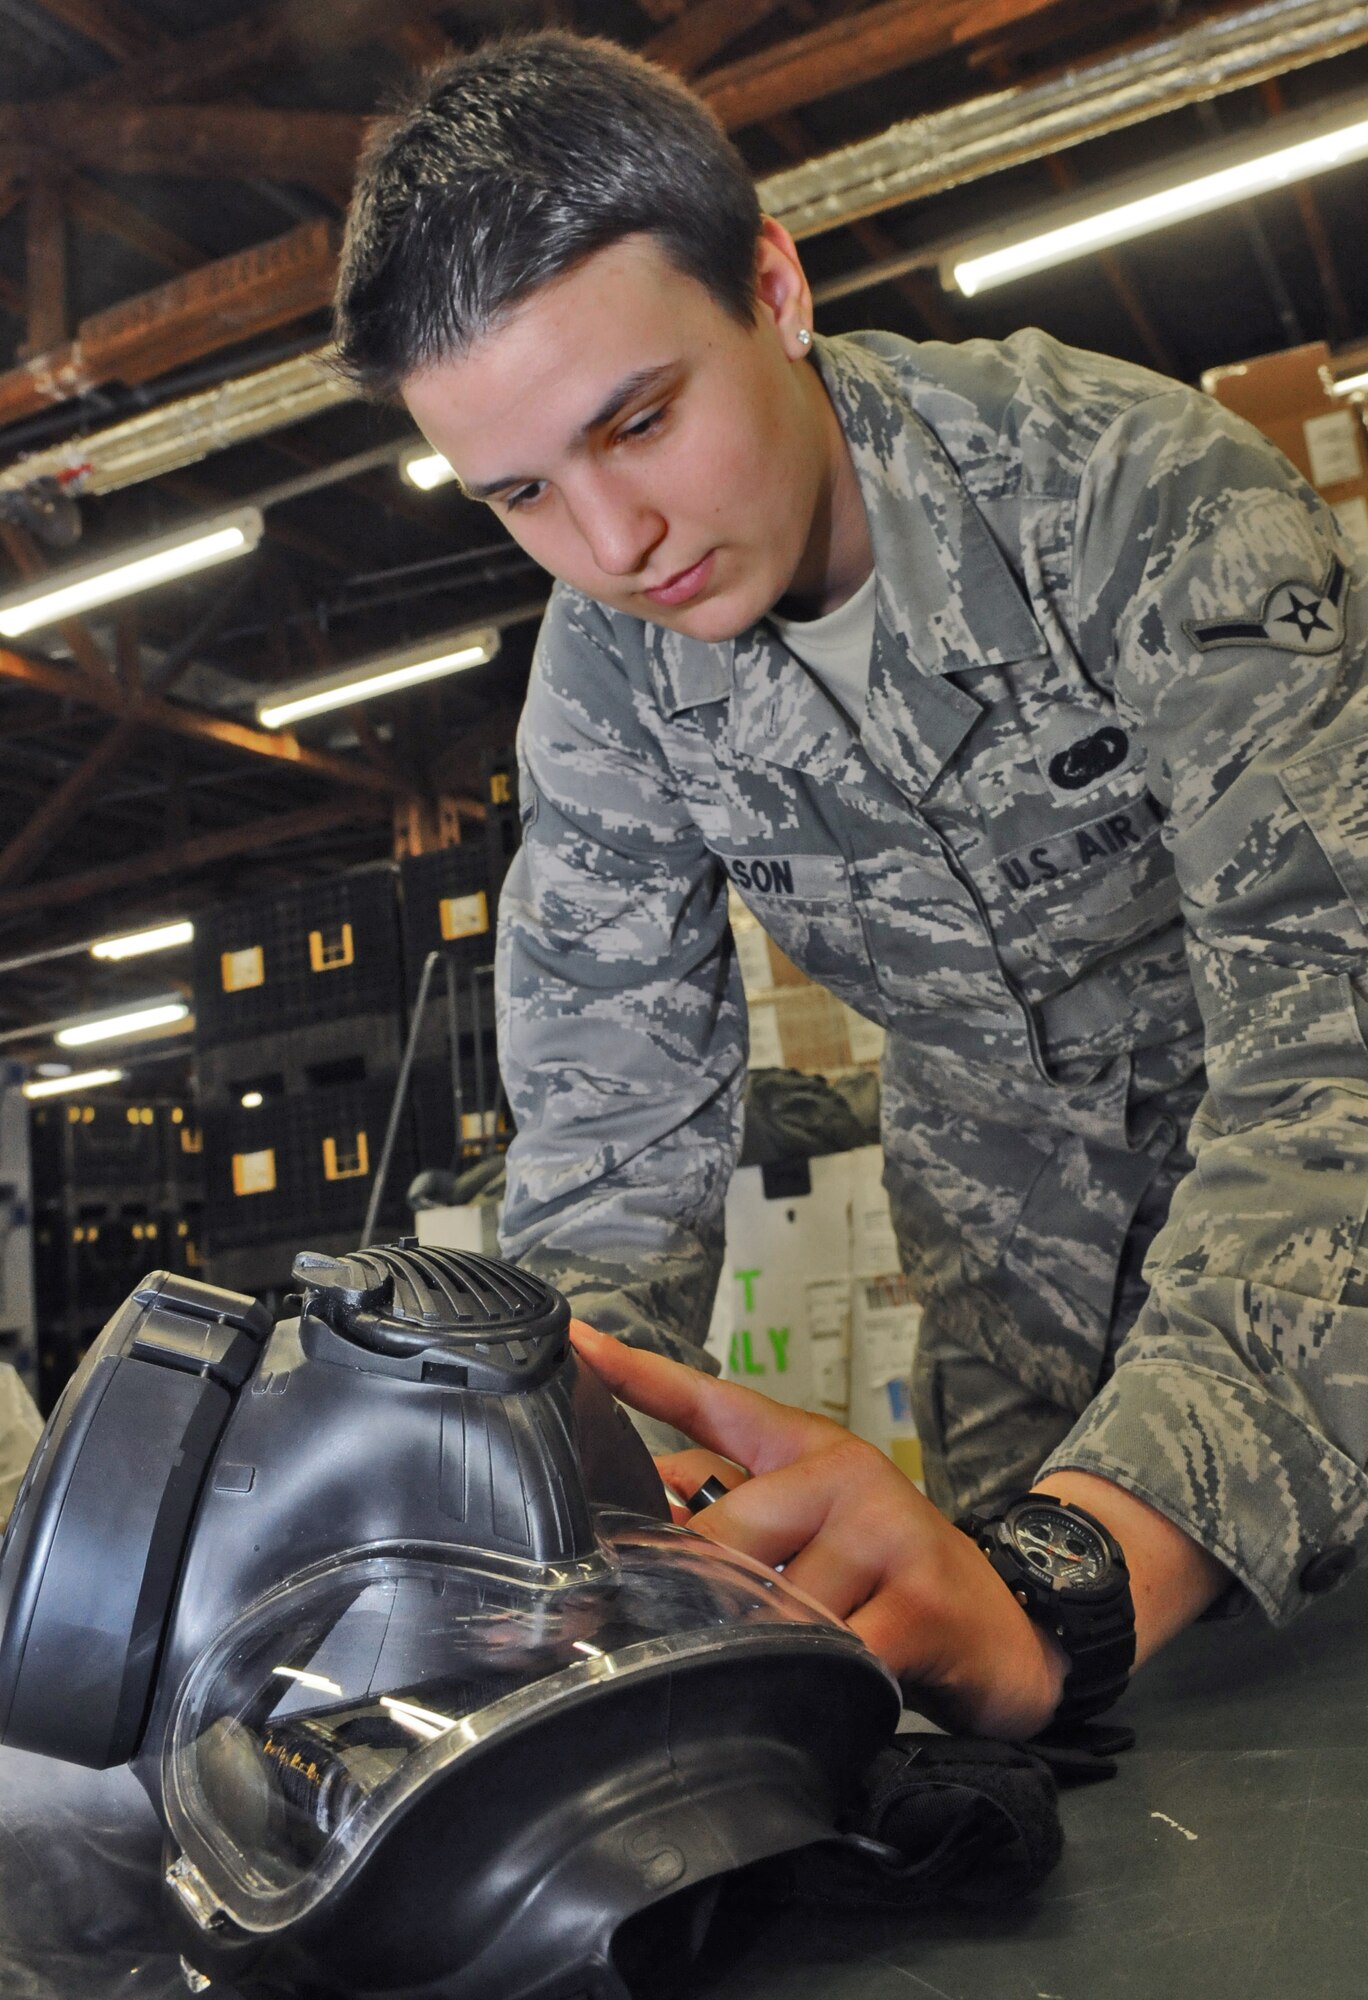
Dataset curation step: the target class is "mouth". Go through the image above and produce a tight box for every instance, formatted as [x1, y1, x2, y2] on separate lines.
[642, 551, 715, 609]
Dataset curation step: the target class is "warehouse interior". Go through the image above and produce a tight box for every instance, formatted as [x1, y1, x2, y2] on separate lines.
[1, 0, 1365, 1412]
[3, 4, 1368, 1996]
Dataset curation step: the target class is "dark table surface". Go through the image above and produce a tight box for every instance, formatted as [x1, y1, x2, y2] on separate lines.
[3, 1572, 1365, 2000]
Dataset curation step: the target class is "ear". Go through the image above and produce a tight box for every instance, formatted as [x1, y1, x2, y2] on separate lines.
[753, 216, 815, 360]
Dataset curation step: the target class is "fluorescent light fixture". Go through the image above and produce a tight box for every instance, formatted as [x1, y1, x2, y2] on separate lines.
[257, 627, 500, 730]
[947, 99, 1368, 297]
[1332, 369, 1368, 397]
[23, 1067, 124, 1099]
[0, 508, 263, 638]
[401, 447, 457, 491]
[89, 919, 194, 961]
[56, 1000, 190, 1048]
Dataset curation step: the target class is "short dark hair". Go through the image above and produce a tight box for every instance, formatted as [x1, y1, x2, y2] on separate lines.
[334, 31, 762, 399]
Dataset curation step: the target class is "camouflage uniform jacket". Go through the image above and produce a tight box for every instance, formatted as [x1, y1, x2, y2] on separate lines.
[497, 327, 1368, 1626]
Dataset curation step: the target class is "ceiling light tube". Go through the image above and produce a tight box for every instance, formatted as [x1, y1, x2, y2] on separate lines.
[257, 628, 500, 730]
[55, 1000, 190, 1048]
[947, 99, 1368, 297]
[401, 447, 457, 491]
[0, 508, 263, 638]
[89, 920, 194, 961]
[22, 1067, 125, 1099]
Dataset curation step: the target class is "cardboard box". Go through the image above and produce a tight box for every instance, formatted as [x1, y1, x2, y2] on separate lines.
[1204, 341, 1368, 564]
[730, 889, 885, 1074]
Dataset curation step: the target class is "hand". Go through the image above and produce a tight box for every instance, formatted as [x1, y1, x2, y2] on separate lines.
[570, 1321, 1067, 1739]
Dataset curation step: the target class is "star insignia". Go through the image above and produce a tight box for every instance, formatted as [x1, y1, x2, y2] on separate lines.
[1185, 554, 1348, 655]
[1272, 589, 1333, 641]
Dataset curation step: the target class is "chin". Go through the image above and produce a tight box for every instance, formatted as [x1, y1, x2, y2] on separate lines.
[669, 586, 775, 646]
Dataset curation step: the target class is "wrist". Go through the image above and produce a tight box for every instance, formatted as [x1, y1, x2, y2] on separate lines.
[931, 1535, 1070, 1740]
[972, 1567, 1070, 1739]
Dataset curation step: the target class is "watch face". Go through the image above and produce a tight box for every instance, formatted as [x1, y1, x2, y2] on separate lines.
[1008, 1504, 1111, 1588]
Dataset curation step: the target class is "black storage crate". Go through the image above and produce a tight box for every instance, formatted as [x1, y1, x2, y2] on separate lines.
[409, 1041, 509, 1175]
[202, 1077, 415, 1250]
[193, 866, 404, 1044]
[399, 844, 499, 997]
[482, 746, 521, 892]
[31, 1097, 162, 1198]
[195, 1011, 404, 1104]
[32, 1211, 161, 1413]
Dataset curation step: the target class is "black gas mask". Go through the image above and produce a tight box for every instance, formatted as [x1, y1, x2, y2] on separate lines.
[0, 1244, 899, 1999]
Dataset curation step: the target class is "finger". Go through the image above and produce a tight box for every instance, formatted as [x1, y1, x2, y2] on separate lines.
[570, 1321, 841, 1475]
[779, 1536, 886, 1625]
[684, 1453, 841, 1573]
[653, 1449, 746, 1498]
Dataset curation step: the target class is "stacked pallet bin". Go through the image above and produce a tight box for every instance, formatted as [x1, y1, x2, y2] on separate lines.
[195, 865, 415, 1293]
[29, 1093, 204, 1413]
[400, 749, 520, 1172]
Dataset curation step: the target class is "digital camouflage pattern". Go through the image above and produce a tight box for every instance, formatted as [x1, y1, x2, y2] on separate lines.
[496, 327, 1368, 1624]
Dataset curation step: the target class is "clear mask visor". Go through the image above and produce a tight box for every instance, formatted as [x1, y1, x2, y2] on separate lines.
[163, 1516, 863, 1934]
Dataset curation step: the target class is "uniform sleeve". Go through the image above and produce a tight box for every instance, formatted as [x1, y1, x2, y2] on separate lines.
[495, 587, 747, 1378]
[1038, 385, 1368, 1623]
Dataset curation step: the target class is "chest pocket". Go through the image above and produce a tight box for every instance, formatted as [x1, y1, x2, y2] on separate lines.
[719, 851, 872, 1006]
[995, 788, 1182, 980]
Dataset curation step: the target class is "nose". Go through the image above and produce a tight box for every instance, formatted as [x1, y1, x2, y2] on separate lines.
[572, 470, 665, 579]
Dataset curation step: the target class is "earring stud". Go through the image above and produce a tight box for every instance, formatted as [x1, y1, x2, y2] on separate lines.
[796, 328, 812, 349]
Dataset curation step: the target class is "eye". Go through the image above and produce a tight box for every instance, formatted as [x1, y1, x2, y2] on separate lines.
[502, 482, 547, 513]
[618, 404, 666, 444]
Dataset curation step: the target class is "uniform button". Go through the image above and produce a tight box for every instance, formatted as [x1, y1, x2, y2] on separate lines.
[1299, 1545, 1357, 1595]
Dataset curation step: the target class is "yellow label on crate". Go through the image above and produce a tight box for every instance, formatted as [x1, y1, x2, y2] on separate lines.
[489, 771, 512, 805]
[232, 1148, 277, 1196]
[221, 945, 265, 993]
[322, 1131, 370, 1181]
[439, 891, 489, 941]
[308, 923, 355, 973]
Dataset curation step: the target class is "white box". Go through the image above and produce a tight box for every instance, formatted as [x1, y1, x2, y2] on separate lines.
[706, 1145, 922, 1482]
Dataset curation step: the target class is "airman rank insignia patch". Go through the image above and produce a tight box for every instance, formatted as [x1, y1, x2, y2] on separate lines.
[1185, 554, 1347, 656]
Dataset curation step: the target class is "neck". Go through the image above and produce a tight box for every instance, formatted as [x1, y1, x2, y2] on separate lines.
[779, 362, 874, 620]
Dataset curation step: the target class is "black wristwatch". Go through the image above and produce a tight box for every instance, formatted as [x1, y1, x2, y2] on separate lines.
[961, 1493, 1136, 1728]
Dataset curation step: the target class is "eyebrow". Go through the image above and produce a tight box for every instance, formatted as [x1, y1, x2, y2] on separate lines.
[463, 363, 676, 502]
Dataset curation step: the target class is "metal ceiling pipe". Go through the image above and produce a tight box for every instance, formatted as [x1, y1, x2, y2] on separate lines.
[3, 0, 1367, 503]
[763, 0, 1368, 239]
[0, 348, 353, 496]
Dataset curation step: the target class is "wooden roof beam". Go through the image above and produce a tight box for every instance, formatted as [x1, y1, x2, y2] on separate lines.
[644, 0, 792, 76]
[0, 643, 416, 801]
[0, 273, 23, 323]
[29, 0, 165, 64]
[0, 217, 339, 427]
[37, 0, 458, 115]
[24, 174, 69, 358]
[45, 105, 366, 198]
[0, 795, 390, 921]
[698, 0, 1070, 130]
[0, 715, 141, 890]
[64, 176, 207, 276]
